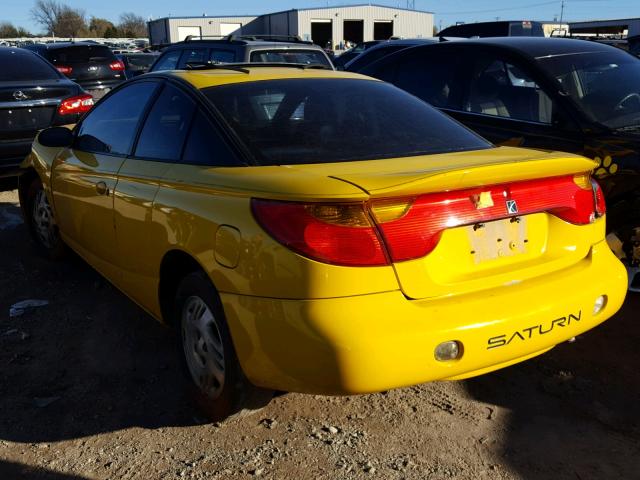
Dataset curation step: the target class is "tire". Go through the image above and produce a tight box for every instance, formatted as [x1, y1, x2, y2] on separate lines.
[24, 177, 66, 259]
[174, 271, 273, 422]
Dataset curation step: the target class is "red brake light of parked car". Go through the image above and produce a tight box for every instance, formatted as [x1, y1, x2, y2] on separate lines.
[252, 173, 605, 266]
[56, 65, 73, 75]
[58, 94, 95, 116]
[109, 60, 125, 71]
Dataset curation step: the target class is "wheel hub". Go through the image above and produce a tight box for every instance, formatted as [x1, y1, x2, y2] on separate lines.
[181, 296, 226, 399]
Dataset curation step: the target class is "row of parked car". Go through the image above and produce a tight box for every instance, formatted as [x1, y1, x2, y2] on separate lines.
[4, 30, 639, 420]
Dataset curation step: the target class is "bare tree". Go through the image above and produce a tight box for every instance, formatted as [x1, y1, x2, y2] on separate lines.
[30, 0, 87, 37]
[30, 0, 62, 35]
[118, 12, 147, 37]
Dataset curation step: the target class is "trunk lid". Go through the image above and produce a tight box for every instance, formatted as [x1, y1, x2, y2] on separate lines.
[285, 146, 602, 300]
[0, 81, 76, 140]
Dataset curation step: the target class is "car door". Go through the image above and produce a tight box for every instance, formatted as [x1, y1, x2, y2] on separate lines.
[370, 45, 585, 154]
[113, 81, 198, 314]
[447, 48, 584, 153]
[51, 81, 160, 280]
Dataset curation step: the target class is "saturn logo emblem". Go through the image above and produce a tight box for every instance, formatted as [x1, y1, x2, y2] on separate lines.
[13, 90, 28, 101]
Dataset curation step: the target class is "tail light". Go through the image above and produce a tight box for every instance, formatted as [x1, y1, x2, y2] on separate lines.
[252, 173, 605, 266]
[58, 94, 94, 116]
[251, 200, 388, 266]
[109, 60, 125, 71]
[56, 65, 73, 75]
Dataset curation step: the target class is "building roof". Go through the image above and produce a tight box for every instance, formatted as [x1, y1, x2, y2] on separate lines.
[151, 4, 433, 23]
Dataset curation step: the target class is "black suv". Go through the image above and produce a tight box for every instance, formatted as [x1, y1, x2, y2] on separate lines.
[150, 35, 333, 72]
[22, 42, 126, 99]
[0, 47, 93, 189]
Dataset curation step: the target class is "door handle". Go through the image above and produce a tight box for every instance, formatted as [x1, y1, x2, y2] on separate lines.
[95, 181, 109, 196]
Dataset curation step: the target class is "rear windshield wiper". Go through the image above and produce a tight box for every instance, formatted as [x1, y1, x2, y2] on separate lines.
[185, 62, 250, 73]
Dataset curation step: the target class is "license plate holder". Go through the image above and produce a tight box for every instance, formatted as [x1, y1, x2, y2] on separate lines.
[466, 217, 528, 264]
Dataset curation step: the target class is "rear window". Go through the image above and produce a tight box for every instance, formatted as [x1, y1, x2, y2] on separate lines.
[0, 50, 60, 81]
[203, 78, 491, 165]
[249, 49, 331, 67]
[47, 45, 115, 64]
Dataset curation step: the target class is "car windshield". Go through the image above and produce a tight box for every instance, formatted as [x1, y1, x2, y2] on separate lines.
[538, 50, 640, 129]
[249, 50, 331, 67]
[203, 78, 491, 165]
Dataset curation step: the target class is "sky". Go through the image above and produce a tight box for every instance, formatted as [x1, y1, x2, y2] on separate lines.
[3, 0, 639, 34]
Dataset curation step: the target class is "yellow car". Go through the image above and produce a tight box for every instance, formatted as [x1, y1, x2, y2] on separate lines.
[20, 66, 627, 420]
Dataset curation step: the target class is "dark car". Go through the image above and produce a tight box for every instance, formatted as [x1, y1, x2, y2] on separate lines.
[332, 40, 383, 69]
[116, 53, 160, 79]
[439, 21, 545, 38]
[361, 37, 640, 288]
[150, 35, 333, 72]
[22, 42, 125, 99]
[0, 47, 93, 189]
[344, 38, 438, 73]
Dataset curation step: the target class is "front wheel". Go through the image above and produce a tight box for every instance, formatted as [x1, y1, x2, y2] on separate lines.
[174, 272, 273, 421]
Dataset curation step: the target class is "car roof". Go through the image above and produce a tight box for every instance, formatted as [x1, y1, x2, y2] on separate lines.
[169, 38, 322, 50]
[27, 42, 109, 50]
[0, 46, 39, 57]
[442, 36, 619, 59]
[163, 66, 370, 89]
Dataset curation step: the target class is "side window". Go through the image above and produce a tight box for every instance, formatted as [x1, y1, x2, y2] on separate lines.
[151, 50, 181, 71]
[210, 49, 236, 63]
[75, 82, 158, 155]
[392, 50, 465, 109]
[182, 109, 239, 166]
[467, 57, 554, 124]
[178, 48, 208, 68]
[134, 84, 196, 161]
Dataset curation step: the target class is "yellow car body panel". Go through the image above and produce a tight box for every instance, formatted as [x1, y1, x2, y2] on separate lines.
[22, 67, 628, 395]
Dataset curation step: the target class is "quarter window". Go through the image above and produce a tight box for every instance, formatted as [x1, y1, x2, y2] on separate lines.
[134, 84, 196, 161]
[75, 82, 158, 155]
[467, 58, 554, 124]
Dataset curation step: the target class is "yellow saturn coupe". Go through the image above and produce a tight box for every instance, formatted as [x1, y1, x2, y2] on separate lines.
[19, 65, 627, 420]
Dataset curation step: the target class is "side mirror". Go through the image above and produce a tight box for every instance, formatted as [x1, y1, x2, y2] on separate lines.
[38, 127, 73, 148]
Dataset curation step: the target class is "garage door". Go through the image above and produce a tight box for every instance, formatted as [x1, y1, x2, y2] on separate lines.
[220, 23, 242, 36]
[177, 26, 202, 41]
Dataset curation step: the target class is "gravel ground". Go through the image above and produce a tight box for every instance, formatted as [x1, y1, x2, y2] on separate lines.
[1, 188, 639, 480]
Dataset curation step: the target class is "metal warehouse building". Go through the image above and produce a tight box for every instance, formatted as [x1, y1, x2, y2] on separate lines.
[148, 4, 434, 47]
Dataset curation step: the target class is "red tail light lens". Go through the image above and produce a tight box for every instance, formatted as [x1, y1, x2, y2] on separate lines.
[56, 65, 73, 75]
[109, 60, 125, 71]
[372, 174, 604, 262]
[252, 173, 604, 266]
[58, 94, 95, 116]
[251, 200, 388, 266]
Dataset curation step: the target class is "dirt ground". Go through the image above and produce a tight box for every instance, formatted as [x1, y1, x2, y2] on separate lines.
[0, 188, 639, 480]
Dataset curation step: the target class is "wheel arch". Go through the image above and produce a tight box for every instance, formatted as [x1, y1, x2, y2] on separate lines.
[158, 249, 212, 326]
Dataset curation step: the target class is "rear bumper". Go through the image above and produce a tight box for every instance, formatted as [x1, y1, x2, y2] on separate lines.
[221, 240, 627, 395]
[0, 139, 31, 178]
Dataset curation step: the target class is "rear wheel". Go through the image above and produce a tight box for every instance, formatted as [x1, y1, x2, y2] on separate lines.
[175, 272, 273, 421]
[25, 177, 65, 259]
